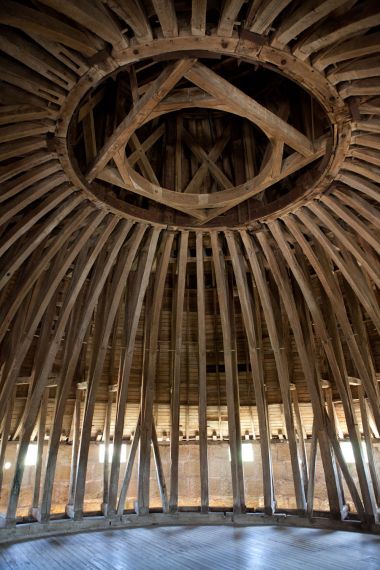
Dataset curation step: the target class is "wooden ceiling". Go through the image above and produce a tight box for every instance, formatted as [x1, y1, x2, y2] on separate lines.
[0, 0, 379, 532]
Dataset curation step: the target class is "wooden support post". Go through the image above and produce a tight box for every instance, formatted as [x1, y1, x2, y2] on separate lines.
[0, 386, 16, 498]
[239, 231, 306, 511]
[196, 233, 209, 513]
[358, 386, 380, 506]
[268, 220, 377, 523]
[68, 387, 83, 508]
[102, 389, 114, 514]
[306, 420, 318, 519]
[228, 263, 246, 500]
[72, 224, 147, 520]
[30, 388, 48, 518]
[4, 213, 109, 525]
[169, 231, 188, 513]
[325, 388, 344, 440]
[138, 233, 174, 515]
[286, 212, 380, 434]
[152, 420, 168, 513]
[344, 281, 380, 420]
[290, 384, 308, 498]
[256, 229, 345, 519]
[38, 220, 130, 524]
[117, 416, 141, 516]
[107, 228, 160, 517]
[228, 231, 274, 514]
[211, 232, 245, 515]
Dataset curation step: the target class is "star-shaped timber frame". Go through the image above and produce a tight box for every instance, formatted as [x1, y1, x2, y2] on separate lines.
[86, 58, 329, 225]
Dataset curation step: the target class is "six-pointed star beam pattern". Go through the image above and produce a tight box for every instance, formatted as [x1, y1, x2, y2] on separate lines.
[87, 58, 328, 224]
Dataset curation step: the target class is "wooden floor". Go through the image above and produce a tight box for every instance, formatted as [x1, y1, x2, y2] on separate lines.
[0, 525, 379, 570]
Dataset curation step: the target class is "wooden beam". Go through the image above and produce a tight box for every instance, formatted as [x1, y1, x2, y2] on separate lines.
[293, 1, 380, 61]
[268, 220, 378, 523]
[72, 225, 147, 520]
[295, 208, 380, 338]
[211, 232, 245, 515]
[67, 389, 82, 508]
[313, 30, 380, 71]
[321, 196, 380, 251]
[256, 229, 346, 518]
[105, 0, 152, 42]
[38, 0, 127, 50]
[152, 420, 169, 512]
[117, 416, 141, 516]
[31, 388, 48, 513]
[0, 207, 100, 419]
[182, 128, 232, 191]
[102, 390, 114, 514]
[217, 0, 245, 36]
[196, 233, 209, 513]
[32, 220, 129, 523]
[272, 0, 344, 49]
[169, 231, 188, 513]
[328, 189, 380, 231]
[229, 232, 275, 514]
[358, 386, 380, 506]
[87, 59, 196, 181]
[247, 0, 292, 35]
[191, 0, 207, 36]
[138, 233, 174, 515]
[0, 1, 104, 57]
[152, 0, 178, 38]
[107, 228, 161, 516]
[290, 385, 308, 498]
[0, 186, 76, 259]
[185, 62, 314, 157]
[284, 214, 380, 433]
[239, 231, 306, 511]
[0, 386, 16, 499]
[306, 420, 318, 519]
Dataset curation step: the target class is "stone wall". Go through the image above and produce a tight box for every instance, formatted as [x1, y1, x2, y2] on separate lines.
[1, 441, 379, 516]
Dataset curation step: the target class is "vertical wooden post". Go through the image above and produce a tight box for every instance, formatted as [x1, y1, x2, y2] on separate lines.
[306, 420, 317, 518]
[107, 228, 160, 516]
[240, 231, 305, 511]
[268, 220, 377, 522]
[102, 388, 114, 514]
[117, 416, 141, 516]
[0, 386, 16, 498]
[31, 388, 48, 511]
[290, 384, 308, 497]
[4, 212, 109, 524]
[169, 231, 188, 513]
[358, 386, 380, 506]
[256, 229, 345, 519]
[68, 387, 83, 508]
[138, 233, 174, 515]
[152, 420, 169, 512]
[211, 232, 245, 515]
[196, 232, 209, 513]
[38, 220, 130, 523]
[72, 225, 147, 520]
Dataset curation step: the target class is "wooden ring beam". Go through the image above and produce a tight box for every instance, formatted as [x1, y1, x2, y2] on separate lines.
[55, 36, 351, 230]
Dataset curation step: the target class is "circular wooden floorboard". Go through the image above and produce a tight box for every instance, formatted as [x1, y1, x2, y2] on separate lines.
[0, 525, 379, 570]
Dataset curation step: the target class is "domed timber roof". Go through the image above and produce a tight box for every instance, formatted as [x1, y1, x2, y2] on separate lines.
[0, 0, 379, 534]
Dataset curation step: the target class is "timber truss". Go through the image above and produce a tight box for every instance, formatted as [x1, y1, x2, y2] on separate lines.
[85, 58, 328, 225]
